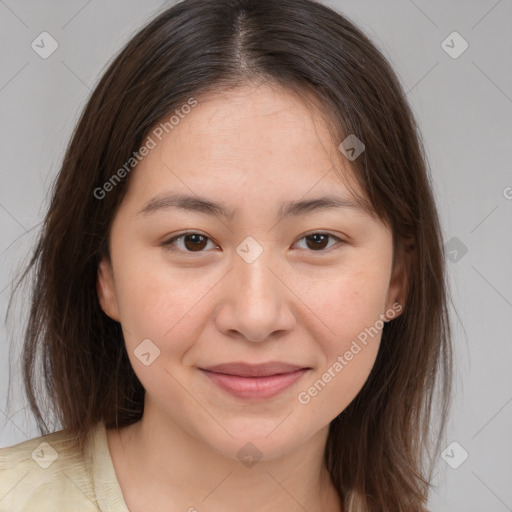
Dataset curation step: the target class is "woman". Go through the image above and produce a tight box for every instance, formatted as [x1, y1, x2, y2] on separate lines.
[0, 0, 453, 510]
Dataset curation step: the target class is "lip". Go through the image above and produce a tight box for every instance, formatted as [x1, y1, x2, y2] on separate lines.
[199, 362, 310, 400]
[202, 361, 307, 377]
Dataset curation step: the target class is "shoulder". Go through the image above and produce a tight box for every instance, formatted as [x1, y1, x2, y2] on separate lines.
[0, 426, 101, 512]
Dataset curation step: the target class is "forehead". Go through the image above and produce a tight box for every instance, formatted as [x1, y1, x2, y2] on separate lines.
[124, 82, 367, 212]
[170, 82, 334, 153]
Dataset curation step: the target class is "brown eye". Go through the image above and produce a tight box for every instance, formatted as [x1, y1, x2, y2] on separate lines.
[182, 234, 208, 251]
[305, 233, 329, 250]
[162, 231, 344, 254]
[294, 232, 343, 252]
[162, 232, 217, 253]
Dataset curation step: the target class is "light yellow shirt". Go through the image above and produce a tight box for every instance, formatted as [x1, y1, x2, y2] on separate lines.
[0, 422, 129, 512]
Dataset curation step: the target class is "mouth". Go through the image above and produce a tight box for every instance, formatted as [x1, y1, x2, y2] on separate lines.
[198, 362, 311, 400]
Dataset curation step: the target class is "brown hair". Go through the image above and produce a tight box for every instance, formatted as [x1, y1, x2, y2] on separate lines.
[7, 0, 453, 510]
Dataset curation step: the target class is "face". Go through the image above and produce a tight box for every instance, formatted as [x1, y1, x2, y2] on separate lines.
[97, 82, 407, 461]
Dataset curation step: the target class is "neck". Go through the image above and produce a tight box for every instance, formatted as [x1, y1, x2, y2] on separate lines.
[108, 402, 342, 512]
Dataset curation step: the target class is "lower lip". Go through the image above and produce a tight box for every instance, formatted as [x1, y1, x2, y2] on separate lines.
[199, 368, 309, 400]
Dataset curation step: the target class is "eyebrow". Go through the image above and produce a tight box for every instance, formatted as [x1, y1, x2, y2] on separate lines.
[137, 192, 371, 220]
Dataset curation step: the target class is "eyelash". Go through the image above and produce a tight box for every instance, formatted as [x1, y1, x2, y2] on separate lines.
[161, 231, 345, 254]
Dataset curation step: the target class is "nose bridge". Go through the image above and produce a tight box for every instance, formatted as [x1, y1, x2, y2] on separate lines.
[237, 243, 276, 299]
[214, 235, 295, 342]
[236, 234, 281, 305]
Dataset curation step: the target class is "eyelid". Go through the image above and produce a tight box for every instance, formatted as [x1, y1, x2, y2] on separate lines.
[161, 230, 220, 253]
[293, 231, 345, 251]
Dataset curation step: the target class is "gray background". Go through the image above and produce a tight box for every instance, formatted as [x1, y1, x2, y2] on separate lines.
[1, 1, 511, 510]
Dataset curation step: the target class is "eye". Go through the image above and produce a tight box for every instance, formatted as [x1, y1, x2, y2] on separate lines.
[161, 231, 344, 254]
[292, 232, 344, 252]
[161, 232, 219, 253]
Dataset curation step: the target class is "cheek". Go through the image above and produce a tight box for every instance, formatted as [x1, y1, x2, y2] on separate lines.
[296, 316, 384, 425]
[296, 261, 390, 347]
[113, 262, 216, 401]
[300, 342, 380, 424]
[113, 253, 218, 358]
[293, 264, 388, 415]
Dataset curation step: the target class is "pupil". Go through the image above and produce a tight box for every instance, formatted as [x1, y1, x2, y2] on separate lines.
[307, 234, 328, 250]
[184, 234, 206, 251]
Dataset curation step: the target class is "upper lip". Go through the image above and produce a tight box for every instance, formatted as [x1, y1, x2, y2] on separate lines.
[200, 362, 309, 377]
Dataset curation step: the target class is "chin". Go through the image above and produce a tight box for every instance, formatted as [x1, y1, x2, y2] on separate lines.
[195, 419, 312, 463]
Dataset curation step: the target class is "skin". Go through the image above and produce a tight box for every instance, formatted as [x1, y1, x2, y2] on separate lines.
[97, 82, 408, 512]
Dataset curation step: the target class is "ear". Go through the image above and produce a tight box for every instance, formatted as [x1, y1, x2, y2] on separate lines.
[97, 255, 121, 322]
[384, 235, 414, 321]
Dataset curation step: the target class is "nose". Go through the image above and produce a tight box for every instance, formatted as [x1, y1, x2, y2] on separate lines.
[213, 247, 296, 343]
